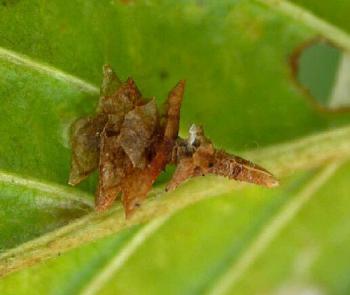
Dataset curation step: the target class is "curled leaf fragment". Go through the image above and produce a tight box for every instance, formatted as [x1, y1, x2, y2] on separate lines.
[69, 66, 278, 217]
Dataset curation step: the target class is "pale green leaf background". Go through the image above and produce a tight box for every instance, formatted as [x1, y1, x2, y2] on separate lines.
[0, 0, 350, 294]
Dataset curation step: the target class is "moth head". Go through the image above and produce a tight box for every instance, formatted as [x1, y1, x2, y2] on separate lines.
[188, 124, 204, 147]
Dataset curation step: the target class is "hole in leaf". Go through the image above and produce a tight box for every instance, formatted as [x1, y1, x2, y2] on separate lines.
[291, 39, 350, 111]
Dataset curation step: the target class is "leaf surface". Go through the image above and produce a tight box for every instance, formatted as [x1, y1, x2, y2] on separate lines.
[1, 0, 350, 294]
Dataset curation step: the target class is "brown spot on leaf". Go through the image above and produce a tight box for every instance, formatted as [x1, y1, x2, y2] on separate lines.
[159, 69, 169, 80]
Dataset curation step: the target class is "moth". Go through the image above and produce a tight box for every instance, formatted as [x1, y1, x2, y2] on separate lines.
[69, 65, 278, 217]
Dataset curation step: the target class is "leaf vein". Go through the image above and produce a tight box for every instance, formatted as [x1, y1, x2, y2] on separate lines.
[0, 46, 99, 94]
[257, 0, 350, 50]
[206, 162, 340, 295]
[79, 216, 169, 295]
[0, 169, 94, 208]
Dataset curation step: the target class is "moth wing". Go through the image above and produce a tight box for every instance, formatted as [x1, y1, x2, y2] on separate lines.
[121, 80, 186, 217]
[99, 77, 143, 115]
[119, 99, 158, 168]
[99, 65, 122, 100]
[166, 158, 197, 192]
[95, 120, 133, 211]
[69, 115, 107, 185]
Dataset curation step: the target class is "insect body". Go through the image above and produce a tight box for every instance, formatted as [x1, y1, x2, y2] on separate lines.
[69, 65, 278, 217]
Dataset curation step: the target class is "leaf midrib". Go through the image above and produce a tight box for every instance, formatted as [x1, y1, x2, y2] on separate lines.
[0, 120, 348, 277]
[0, 122, 350, 210]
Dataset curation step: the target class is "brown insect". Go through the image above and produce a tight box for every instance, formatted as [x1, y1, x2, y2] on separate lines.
[69, 65, 278, 217]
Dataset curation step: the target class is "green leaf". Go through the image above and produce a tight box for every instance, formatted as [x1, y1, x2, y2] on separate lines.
[290, 0, 350, 34]
[1, 0, 350, 294]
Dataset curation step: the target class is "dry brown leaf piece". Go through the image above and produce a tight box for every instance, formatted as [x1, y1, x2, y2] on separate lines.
[69, 66, 278, 218]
